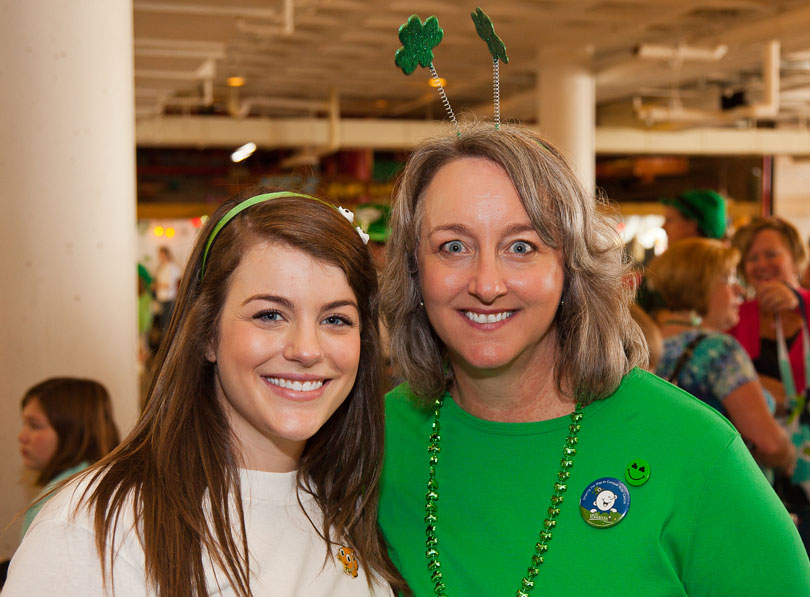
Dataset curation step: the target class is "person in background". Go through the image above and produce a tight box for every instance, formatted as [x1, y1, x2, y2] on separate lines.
[728, 216, 810, 552]
[154, 245, 181, 333]
[378, 122, 808, 595]
[18, 377, 120, 537]
[4, 192, 405, 596]
[637, 189, 728, 314]
[648, 239, 795, 474]
[629, 303, 663, 371]
[661, 189, 728, 244]
[137, 263, 154, 363]
[729, 217, 809, 414]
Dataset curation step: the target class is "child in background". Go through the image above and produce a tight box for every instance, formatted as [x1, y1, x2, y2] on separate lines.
[18, 377, 120, 536]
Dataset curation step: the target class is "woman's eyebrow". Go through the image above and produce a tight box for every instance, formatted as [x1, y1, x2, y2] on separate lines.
[241, 294, 293, 309]
[321, 299, 359, 312]
[426, 223, 471, 235]
[504, 223, 539, 235]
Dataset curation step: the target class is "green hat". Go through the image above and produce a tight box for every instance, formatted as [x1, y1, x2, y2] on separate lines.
[661, 189, 727, 240]
[137, 263, 152, 285]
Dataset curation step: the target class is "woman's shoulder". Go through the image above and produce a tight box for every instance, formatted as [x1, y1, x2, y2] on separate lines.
[27, 467, 135, 537]
[606, 368, 738, 438]
[385, 383, 433, 416]
[31, 472, 96, 526]
[661, 330, 747, 365]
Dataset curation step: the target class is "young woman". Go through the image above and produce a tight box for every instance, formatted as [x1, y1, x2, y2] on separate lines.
[378, 122, 809, 595]
[18, 377, 120, 536]
[5, 192, 405, 596]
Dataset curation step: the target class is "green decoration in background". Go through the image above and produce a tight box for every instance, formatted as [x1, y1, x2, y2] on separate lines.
[471, 7, 508, 64]
[394, 14, 444, 75]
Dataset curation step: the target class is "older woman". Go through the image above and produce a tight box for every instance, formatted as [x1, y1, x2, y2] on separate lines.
[648, 238, 795, 472]
[729, 217, 809, 415]
[378, 122, 808, 595]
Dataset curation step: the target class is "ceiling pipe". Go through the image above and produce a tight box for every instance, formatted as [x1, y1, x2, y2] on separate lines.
[284, 0, 294, 36]
[635, 43, 728, 63]
[134, 1, 276, 20]
[159, 59, 215, 110]
[280, 88, 341, 168]
[635, 40, 780, 125]
[231, 96, 330, 118]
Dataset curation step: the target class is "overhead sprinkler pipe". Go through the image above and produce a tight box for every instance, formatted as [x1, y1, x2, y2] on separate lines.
[160, 58, 215, 109]
[279, 88, 341, 168]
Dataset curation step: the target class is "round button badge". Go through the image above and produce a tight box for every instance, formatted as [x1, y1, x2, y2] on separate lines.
[625, 458, 651, 486]
[580, 477, 630, 528]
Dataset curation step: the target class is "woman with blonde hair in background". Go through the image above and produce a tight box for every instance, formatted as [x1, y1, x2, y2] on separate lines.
[648, 239, 795, 473]
[729, 216, 810, 553]
[729, 217, 809, 414]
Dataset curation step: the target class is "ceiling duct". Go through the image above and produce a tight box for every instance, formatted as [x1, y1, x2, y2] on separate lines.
[634, 43, 728, 63]
[634, 40, 780, 125]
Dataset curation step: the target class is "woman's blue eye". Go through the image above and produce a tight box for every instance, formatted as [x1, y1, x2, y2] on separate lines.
[510, 241, 534, 254]
[442, 241, 465, 253]
[324, 315, 351, 326]
[255, 311, 282, 322]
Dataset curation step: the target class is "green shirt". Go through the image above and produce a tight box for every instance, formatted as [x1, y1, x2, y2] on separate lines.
[22, 461, 89, 538]
[380, 368, 809, 595]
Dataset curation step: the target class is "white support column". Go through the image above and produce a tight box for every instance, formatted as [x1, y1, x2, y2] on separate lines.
[537, 46, 596, 195]
[0, 0, 138, 557]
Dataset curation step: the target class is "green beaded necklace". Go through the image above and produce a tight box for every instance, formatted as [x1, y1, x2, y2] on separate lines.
[424, 394, 584, 597]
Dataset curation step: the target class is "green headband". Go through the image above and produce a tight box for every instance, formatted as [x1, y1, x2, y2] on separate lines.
[200, 192, 368, 280]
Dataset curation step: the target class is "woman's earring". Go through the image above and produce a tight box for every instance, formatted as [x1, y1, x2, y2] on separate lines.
[419, 300, 424, 307]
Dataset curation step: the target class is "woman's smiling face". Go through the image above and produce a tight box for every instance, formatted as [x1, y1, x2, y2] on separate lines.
[743, 228, 800, 291]
[208, 241, 361, 472]
[417, 157, 565, 376]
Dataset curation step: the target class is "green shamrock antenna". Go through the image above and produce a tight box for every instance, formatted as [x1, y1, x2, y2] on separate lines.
[395, 14, 459, 134]
[471, 7, 508, 129]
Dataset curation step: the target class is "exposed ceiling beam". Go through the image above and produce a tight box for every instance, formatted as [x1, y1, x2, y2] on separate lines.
[133, 1, 277, 19]
[135, 115, 810, 155]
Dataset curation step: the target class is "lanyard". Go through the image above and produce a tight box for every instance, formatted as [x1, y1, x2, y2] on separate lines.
[774, 288, 810, 427]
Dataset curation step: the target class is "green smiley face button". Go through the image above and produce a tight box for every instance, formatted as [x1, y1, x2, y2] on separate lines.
[625, 458, 651, 486]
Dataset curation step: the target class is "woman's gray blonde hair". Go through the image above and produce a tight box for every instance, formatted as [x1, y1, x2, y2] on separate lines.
[381, 121, 647, 405]
[646, 238, 740, 315]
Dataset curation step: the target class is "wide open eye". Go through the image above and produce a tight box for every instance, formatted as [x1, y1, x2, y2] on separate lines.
[509, 240, 535, 255]
[441, 240, 466, 254]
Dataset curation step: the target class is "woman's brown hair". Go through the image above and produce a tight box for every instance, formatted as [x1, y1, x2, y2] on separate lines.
[80, 192, 406, 595]
[21, 377, 120, 486]
[381, 121, 647, 405]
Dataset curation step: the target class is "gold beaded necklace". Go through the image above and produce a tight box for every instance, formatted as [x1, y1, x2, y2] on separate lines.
[424, 395, 584, 596]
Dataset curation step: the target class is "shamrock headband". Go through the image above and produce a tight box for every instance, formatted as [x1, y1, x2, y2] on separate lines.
[395, 7, 508, 132]
[199, 192, 369, 280]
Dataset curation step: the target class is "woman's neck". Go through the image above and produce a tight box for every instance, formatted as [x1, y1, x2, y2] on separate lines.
[450, 360, 575, 423]
[658, 309, 704, 337]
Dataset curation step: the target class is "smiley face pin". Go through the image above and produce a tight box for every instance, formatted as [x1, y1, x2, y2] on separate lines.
[625, 458, 651, 486]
